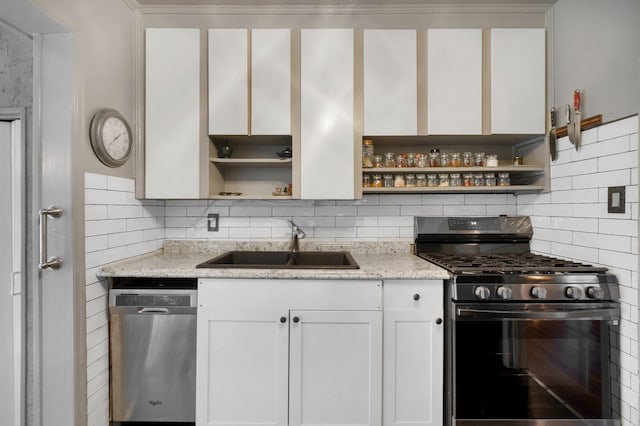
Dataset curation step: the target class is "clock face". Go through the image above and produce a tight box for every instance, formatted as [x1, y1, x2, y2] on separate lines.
[101, 116, 131, 160]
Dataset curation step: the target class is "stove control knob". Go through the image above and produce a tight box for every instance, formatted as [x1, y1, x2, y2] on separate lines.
[586, 286, 605, 300]
[496, 286, 512, 300]
[474, 286, 491, 300]
[565, 286, 583, 300]
[530, 286, 547, 299]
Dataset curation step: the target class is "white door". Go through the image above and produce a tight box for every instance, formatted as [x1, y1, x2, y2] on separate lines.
[0, 114, 24, 426]
[289, 310, 383, 426]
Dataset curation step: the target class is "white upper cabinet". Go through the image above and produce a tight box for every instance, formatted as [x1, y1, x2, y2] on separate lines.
[300, 29, 354, 200]
[145, 28, 201, 199]
[427, 29, 482, 135]
[251, 29, 291, 135]
[491, 28, 546, 134]
[208, 29, 248, 135]
[208, 28, 291, 135]
[364, 30, 417, 136]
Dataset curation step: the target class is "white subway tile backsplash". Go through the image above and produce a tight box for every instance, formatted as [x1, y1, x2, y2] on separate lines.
[550, 158, 598, 179]
[551, 188, 599, 204]
[550, 216, 599, 233]
[400, 205, 444, 216]
[357, 205, 400, 216]
[357, 226, 399, 238]
[378, 194, 422, 206]
[107, 205, 143, 219]
[271, 206, 315, 217]
[186, 205, 230, 217]
[85, 219, 127, 238]
[85, 205, 108, 221]
[598, 116, 639, 141]
[85, 189, 127, 205]
[572, 135, 630, 162]
[421, 193, 465, 205]
[598, 151, 638, 172]
[443, 204, 486, 216]
[85, 173, 108, 190]
[229, 206, 273, 217]
[107, 175, 135, 192]
[573, 169, 631, 190]
[573, 232, 631, 252]
[600, 218, 638, 237]
[378, 216, 414, 227]
[336, 216, 378, 227]
[228, 227, 272, 239]
[315, 205, 358, 217]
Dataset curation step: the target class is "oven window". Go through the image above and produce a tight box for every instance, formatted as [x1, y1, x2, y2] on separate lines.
[454, 319, 612, 420]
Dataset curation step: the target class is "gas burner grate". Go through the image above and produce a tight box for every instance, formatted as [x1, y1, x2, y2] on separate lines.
[419, 252, 609, 274]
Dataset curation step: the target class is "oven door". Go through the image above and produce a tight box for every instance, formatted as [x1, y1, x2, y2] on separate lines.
[449, 302, 620, 426]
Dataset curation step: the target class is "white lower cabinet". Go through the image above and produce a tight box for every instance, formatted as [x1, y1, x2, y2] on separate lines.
[196, 279, 383, 426]
[383, 280, 444, 426]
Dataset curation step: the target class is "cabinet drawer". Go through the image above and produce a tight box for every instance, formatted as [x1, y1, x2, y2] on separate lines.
[383, 280, 443, 311]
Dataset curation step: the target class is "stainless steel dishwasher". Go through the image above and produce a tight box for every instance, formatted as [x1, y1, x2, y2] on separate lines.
[109, 277, 197, 423]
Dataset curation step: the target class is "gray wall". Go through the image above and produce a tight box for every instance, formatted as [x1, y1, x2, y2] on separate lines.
[552, 0, 640, 122]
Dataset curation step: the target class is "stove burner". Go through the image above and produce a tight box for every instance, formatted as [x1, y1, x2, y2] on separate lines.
[419, 252, 609, 274]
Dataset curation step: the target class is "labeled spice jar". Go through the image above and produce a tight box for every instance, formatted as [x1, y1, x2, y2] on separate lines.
[427, 173, 438, 187]
[362, 139, 374, 168]
[450, 152, 462, 167]
[498, 172, 511, 186]
[416, 173, 427, 187]
[429, 149, 441, 167]
[440, 152, 451, 167]
[474, 152, 485, 167]
[405, 173, 416, 187]
[373, 154, 383, 168]
[362, 174, 372, 187]
[372, 174, 383, 187]
[384, 152, 396, 168]
[463, 173, 474, 186]
[473, 173, 485, 186]
[484, 173, 497, 186]
[394, 174, 406, 187]
[439, 173, 450, 187]
[449, 173, 461, 187]
[383, 174, 394, 187]
[485, 154, 499, 167]
[462, 152, 474, 167]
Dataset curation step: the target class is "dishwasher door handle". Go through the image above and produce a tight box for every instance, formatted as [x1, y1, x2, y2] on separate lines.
[138, 307, 170, 314]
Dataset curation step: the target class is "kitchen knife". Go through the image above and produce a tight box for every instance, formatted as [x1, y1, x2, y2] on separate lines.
[573, 89, 582, 150]
[549, 107, 557, 161]
[566, 104, 575, 145]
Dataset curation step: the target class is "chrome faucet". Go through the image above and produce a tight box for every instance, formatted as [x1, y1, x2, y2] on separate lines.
[289, 220, 307, 254]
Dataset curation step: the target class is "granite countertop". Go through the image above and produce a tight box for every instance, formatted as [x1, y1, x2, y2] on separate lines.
[98, 240, 451, 281]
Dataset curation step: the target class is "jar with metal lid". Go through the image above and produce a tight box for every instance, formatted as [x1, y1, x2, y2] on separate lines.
[427, 173, 438, 187]
[372, 174, 383, 187]
[416, 173, 427, 187]
[440, 152, 451, 167]
[406, 152, 416, 168]
[463, 173, 474, 186]
[394, 174, 406, 187]
[384, 152, 396, 168]
[513, 156, 523, 166]
[373, 154, 383, 168]
[362, 174, 372, 188]
[416, 154, 428, 168]
[439, 173, 450, 187]
[405, 173, 416, 187]
[473, 173, 484, 186]
[449, 173, 461, 187]
[383, 174, 394, 187]
[362, 139, 374, 168]
[462, 152, 474, 167]
[485, 154, 498, 167]
[498, 172, 510, 186]
[429, 150, 440, 167]
[484, 173, 497, 186]
[396, 154, 407, 168]
[450, 152, 462, 167]
[474, 152, 485, 167]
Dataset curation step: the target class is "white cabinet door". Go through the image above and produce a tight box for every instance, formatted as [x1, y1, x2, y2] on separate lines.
[300, 29, 354, 199]
[145, 28, 200, 199]
[289, 310, 382, 426]
[208, 29, 249, 135]
[196, 308, 289, 426]
[427, 29, 482, 135]
[364, 30, 417, 136]
[383, 281, 444, 426]
[490, 28, 546, 134]
[252, 29, 291, 135]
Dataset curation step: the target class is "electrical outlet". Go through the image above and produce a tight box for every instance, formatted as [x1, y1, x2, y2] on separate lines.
[207, 213, 219, 231]
[608, 186, 625, 213]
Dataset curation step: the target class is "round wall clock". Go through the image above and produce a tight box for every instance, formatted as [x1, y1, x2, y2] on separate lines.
[89, 108, 133, 167]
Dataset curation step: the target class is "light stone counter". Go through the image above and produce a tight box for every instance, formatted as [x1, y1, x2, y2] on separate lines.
[98, 240, 451, 281]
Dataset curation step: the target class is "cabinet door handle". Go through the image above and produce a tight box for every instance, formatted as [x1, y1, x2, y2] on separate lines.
[413, 293, 420, 301]
[280, 316, 287, 323]
[292, 316, 300, 323]
[435, 318, 443, 325]
[38, 205, 63, 270]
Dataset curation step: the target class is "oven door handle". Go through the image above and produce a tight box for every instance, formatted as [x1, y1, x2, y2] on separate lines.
[457, 306, 619, 320]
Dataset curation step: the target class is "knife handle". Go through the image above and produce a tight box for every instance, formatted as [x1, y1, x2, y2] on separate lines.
[574, 89, 581, 111]
[565, 104, 571, 124]
[550, 107, 556, 127]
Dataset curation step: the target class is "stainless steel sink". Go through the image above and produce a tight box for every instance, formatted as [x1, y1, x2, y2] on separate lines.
[196, 251, 359, 269]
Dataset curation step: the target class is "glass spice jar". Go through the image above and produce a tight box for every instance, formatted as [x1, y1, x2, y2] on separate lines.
[450, 152, 462, 167]
[362, 174, 372, 187]
[449, 173, 462, 187]
[439, 173, 450, 187]
[498, 172, 511, 186]
[440, 152, 451, 167]
[484, 173, 497, 186]
[474, 152, 485, 167]
[416, 154, 428, 168]
[396, 154, 407, 168]
[473, 173, 485, 186]
[406, 152, 416, 168]
[429, 149, 441, 167]
[362, 139, 374, 168]
[416, 173, 427, 187]
[485, 154, 498, 167]
[463, 173, 474, 186]
[372, 174, 383, 187]
[384, 152, 396, 168]
[462, 152, 474, 167]
[373, 154, 383, 168]
[405, 173, 416, 187]
[383, 174, 394, 187]
[394, 174, 406, 187]
[427, 173, 439, 187]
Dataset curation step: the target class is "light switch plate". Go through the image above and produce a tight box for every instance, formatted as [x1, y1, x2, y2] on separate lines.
[207, 213, 219, 231]
[607, 186, 625, 214]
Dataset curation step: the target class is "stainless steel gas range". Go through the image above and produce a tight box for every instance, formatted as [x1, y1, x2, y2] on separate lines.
[414, 216, 620, 426]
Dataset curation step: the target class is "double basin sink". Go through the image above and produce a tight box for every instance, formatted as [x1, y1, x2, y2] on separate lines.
[196, 250, 359, 269]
